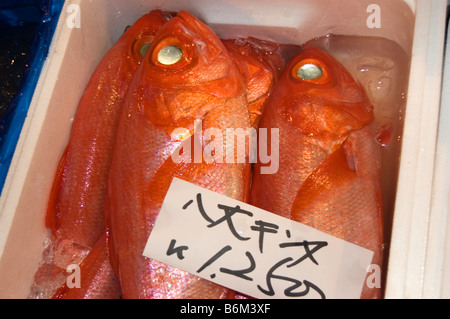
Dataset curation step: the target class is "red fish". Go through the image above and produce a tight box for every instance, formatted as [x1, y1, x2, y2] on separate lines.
[223, 37, 283, 128]
[249, 47, 383, 299]
[104, 11, 251, 299]
[32, 10, 168, 299]
[46, 9, 169, 248]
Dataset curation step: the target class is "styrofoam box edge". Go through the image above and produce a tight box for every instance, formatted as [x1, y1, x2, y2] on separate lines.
[0, 1, 75, 298]
[419, 4, 450, 299]
[384, 0, 448, 299]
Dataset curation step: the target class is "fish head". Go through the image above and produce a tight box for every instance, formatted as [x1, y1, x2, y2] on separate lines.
[119, 10, 171, 69]
[222, 38, 283, 128]
[223, 37, 282, 102]
[278, 46, 374, 139]
[137, 10, 244, 136]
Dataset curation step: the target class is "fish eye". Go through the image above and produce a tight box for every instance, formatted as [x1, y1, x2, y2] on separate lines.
[139, 42, 152, 57]
[132, 35, 155, 59]
[296, 63, 323, 80]
[157, 45, 183, 65]
[291, 58, 329, 84]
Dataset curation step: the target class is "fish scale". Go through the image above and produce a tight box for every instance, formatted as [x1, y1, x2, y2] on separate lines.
[104, 10, 252, 299]
[250, 46, 383, 299]
[32, 10, 169, 299]
[36, 8, 383, 299]
[45, 10, 169, 249]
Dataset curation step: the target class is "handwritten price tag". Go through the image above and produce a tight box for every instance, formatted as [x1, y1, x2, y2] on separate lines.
[143, 178, 374, 299]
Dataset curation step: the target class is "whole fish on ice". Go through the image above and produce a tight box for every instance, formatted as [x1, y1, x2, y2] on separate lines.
[249, 47, 384, 299]
[104, 11, 252, 299]
[32, 10, 169, 299]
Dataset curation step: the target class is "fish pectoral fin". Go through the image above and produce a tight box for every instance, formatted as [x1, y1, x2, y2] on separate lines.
[290, 142, 357, 220]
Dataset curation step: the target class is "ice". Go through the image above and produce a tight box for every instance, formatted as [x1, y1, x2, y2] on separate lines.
[28, 263, 66, 299]
[28, 237, 90, 299]
[52, 238, 90, 268]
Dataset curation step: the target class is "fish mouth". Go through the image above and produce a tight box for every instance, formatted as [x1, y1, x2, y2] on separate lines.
[175, 10, 200, 24]
[172, 11, 218, 43]
[300, 91, 374, 126]
[329, 100, 374, 126]
[162, 11, 177, 21]
[304, 84, 374, 126]
[168, 10, 204, 34]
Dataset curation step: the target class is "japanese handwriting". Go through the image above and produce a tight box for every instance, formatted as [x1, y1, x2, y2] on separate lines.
[165, 192, 329, 299]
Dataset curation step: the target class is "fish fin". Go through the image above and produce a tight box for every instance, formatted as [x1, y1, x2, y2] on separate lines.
[290, 143, 356, 219]
[146, 134, 251, 205]
[290, 130, 384, 299]
[45, 144, 70, 233]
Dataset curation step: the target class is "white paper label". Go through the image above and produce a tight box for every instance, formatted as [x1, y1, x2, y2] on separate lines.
[143, 178, 374, 299]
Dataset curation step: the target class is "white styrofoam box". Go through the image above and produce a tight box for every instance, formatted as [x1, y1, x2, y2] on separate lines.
[418, 11, 450, 299]
[384, 0, 447, 299]
[0, 0, 446, 298]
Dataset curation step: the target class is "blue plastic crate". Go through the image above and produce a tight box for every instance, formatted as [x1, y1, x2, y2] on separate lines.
[0, 0, 64, 193]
